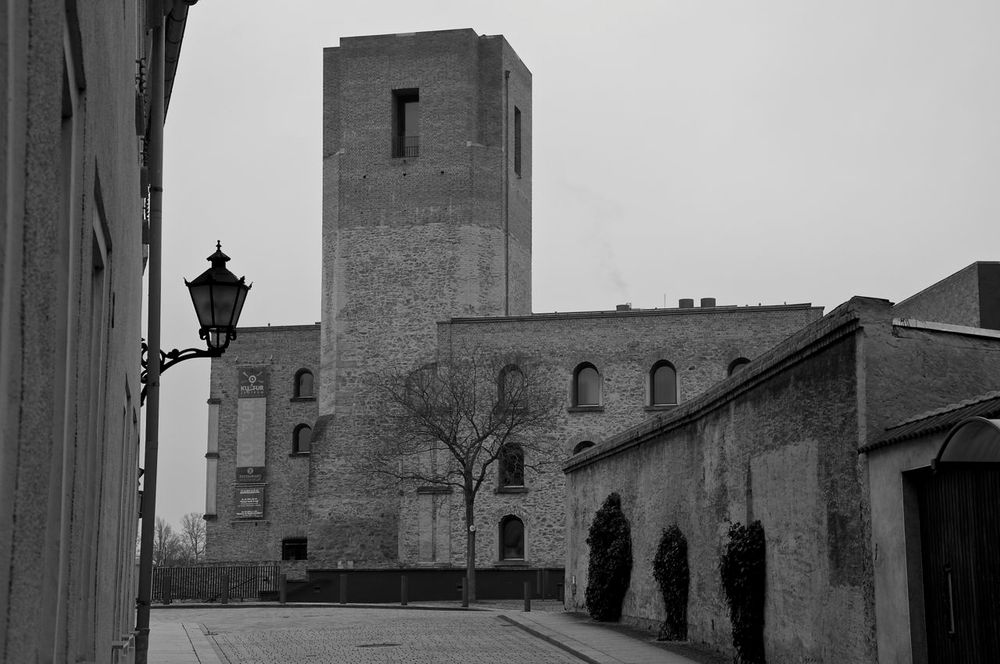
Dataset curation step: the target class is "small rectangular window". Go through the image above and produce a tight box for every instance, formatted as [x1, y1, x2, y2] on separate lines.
[282, 538, 308, 561]
[392, 89, 419, 158]
[513, 106, 522, 176]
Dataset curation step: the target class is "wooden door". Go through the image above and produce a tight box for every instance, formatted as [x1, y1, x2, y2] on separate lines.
[918, 465, 1000, 664]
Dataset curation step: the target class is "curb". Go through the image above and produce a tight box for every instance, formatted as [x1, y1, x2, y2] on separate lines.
[497, 614, 609, 664]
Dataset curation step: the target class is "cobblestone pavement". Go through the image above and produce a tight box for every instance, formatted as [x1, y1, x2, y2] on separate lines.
[152, 604, 584, 663]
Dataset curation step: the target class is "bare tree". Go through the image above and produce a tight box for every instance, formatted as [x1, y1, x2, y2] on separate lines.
[370, 352, 559, 601]
[152, 517, 183, 567]
[179, 512, 206, 563]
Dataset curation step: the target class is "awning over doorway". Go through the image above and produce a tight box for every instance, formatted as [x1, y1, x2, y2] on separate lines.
[934, 417, 1000, 465]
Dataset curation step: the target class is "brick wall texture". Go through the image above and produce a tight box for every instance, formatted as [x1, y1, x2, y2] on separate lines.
[205, 325, 319, 564]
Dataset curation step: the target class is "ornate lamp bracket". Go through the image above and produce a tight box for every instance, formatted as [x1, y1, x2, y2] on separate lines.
[140, 340, 223, 404]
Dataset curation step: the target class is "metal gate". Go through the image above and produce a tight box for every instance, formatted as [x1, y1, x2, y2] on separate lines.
[917, 465, 1000, 664]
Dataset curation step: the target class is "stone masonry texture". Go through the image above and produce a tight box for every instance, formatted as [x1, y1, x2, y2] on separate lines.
[314, 29, 532, 566]
[206, 325, 319, 566]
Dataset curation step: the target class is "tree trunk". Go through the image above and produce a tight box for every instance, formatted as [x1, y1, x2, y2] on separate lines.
[465, 489, 476, 602]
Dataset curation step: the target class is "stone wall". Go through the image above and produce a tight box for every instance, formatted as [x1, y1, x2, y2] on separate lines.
[205, 325, 319, 563]
[564, 300, 877, 663]
[399, 303, 823, 570]
[564, 297, 1000, 663]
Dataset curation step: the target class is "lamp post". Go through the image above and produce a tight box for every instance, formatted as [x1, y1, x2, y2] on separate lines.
[134, 242, 250, 663]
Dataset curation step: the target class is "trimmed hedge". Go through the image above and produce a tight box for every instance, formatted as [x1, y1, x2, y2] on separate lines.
[652, 524, 689, 640]
[585, 492, 632, 621]
[720, 520, 767, 664]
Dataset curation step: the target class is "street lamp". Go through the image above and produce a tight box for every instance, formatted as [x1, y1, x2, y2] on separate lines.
[139, 241, 250, 401]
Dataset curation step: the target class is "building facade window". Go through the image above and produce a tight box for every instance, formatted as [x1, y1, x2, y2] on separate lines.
[392, 88, 420, 157]
[573, 363, 601, 407]
[650, 361, 678, 406]
[293, 424, 312, 454]
[294, 369, 314, 398]
[499, 443, 525, 487]
[499, 516, 524, 560]
[281, 538, 308, 561]
[728, 357, 751, 376]
[573, 440, 595, 455]
[497, 364, 523, 407]
[514, 106, 522, 176]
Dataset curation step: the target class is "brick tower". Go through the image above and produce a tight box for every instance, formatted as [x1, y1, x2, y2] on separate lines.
[310, 29, 532, 564]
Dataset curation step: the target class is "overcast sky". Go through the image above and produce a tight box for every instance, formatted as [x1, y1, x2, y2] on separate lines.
[151, 0, 1000, 528]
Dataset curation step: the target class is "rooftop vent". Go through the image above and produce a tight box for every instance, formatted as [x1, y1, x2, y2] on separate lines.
[616, 303, 632, 311]
[679, 298, 694, 308]
[701, 297, 717, 308]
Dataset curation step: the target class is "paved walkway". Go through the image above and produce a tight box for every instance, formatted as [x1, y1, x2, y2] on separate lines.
[148, 603, 710, 663]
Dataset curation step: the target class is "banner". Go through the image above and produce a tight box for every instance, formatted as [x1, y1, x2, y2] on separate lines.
[236, 366, 267, 489]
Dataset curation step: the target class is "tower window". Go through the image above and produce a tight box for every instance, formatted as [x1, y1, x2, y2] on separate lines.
[294, 369, 314, 398]
[499, 516, 524, 560]
[392, 89, 419, 158]
[499, 443, 524, 487]
[650, 361, 678, 406]
[293, 424, 312, 455]
[573, 363, 601, 407]
[514, 106, 522, 176]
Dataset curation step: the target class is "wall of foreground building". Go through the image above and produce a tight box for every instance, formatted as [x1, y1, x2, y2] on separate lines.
[1, 2, 182, 662]
[564, 295, 1000, 663]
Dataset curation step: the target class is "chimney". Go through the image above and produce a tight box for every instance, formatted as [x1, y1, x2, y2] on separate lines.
[678, 298, 694, 308]
[700, 297, 716, 308]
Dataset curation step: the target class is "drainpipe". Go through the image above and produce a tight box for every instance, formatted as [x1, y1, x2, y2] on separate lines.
[134, 6, 165, 663]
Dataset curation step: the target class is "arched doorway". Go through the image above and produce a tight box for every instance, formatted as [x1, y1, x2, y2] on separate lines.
[917, 417, 1000, 663]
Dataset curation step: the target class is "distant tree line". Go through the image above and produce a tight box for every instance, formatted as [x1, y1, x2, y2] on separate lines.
[141, 512, 207, 567]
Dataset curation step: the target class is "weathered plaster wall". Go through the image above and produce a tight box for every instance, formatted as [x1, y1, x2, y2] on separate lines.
[565, 304, 875, 663]
[893, 263, 981, 327]
[1, 3, 154, 661]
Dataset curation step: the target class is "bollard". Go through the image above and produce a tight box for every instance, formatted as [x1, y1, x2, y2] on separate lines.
[339, 574, 347, 605]
[221, 574, 230, 605]
[523, 581, 531, 612]
[400, 575, 408, 606]
[279, 573, 287, 605]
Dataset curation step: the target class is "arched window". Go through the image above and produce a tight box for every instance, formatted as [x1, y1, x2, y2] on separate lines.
[573, 441, 596, 455]
[499, 516, 525, 560]
[650, 361, 677, 406]
[499, 443, 524, 487]
[293, 424, 312, 454]
[497, 364, 523, 408]
[728, 357, 751, 376]
[573, 363, 601, 406]
[294, 369, 314, 398]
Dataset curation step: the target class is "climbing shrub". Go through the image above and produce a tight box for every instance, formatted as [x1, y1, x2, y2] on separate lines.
[719, 520, 767, 664]
[585, 492, 632, 621]
[652, 524, 689, 641]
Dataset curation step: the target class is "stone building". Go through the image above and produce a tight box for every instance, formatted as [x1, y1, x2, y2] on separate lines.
[563, 263, 1000, 664]
[203, 29, 822, 594]
[1, 1, 195, 661]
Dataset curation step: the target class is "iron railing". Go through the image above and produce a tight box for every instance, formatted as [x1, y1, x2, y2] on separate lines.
[152, 564, 279, 603]
[392, 135, 419, 158]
